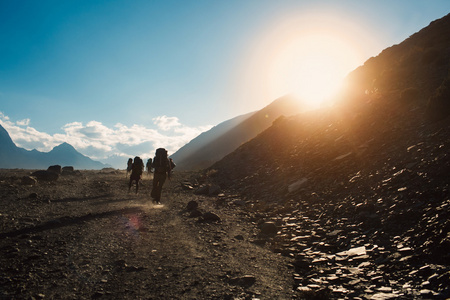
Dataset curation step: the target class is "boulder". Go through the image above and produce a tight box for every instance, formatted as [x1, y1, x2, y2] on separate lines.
[62, 166, 74, 175]
[208, 184, 221, 196]
[194, 185, 209, 195]
[199, 212, 221, 223]
[260, 221, 278, 237]
[181, 182, 195, 190]
[21, 176, 37, 186]
[189, 209, 203, 218]
[31, 170, 59, 182]
[47, 165, 62, 174]
[62, 166, 74, 172]
[186, 200, 199, 211]
[229, 275, 256, 287]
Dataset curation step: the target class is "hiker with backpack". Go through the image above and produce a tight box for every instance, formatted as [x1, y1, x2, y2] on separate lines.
[146, 158, 153, 175]
[128, 156, 144, 194]
[126, 158, 133, 178]
[150, 148, 175, 204]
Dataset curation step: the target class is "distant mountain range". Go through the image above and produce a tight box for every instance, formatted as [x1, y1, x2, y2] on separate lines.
[0, 124, 108, 170]
[170, 95, 305, 170]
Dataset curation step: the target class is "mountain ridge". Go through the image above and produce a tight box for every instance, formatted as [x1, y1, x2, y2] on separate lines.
[171, 95, 305, 170]
[0, 125, 108, 170]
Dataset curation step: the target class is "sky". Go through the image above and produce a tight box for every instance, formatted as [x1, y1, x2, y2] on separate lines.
[1, 0, 449, 168]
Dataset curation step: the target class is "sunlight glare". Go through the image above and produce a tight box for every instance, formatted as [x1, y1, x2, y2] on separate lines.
[271, 32, 362, 109]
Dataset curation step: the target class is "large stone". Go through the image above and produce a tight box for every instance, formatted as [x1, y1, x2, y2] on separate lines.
[47, 165, 62, 174]
[260, 221, 278, 236]
[21, 176, 37, 186]
[194, 185, 209, 195]
[31, 170, 59, 182]
[229, 275, 256, 287]
[208, 184, 221, 196]
[189, 209, 203, 218]
[181, 182, 194, 190]
[62, 166, 75, 175]
[186, 200, 199, 211]
[199, 212, 221, 223]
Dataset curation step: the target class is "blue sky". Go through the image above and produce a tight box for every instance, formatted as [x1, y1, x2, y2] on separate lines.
[1, 0, 449, 168]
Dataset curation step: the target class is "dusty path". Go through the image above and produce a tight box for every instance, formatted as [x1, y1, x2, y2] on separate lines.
[0, 170, 294, 299]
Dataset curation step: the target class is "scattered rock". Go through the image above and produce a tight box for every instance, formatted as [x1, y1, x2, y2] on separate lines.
[259, 222, 278, 237]
[31, 170, 59, 182]
[181, 182, 195, 190]
[194, 185, 209, 195]
[229, 275, 256, 287]
[21, 176, 37, 186]
[234, 235, 244, 240]
[189, 209, 203, 218]
[208, 184, 221, 196]
[186, 200, 198, 211]
[47, 165, 62, 174]
[62, 166, 75, 175]
[198, 212, 221, 223]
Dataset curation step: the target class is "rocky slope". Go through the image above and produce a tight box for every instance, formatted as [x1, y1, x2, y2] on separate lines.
[202, 14, 450, 298]
[207, 97, 449, 298]
[171, 95, 304, 171]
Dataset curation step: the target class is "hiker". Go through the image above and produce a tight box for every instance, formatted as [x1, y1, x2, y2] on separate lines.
[150, 148, 175, 204]
[146, 158, 153, 174]
[126, 158, 133, 177]
[128, 156, 144, 194]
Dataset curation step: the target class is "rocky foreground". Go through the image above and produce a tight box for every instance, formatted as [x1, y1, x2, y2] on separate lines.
[0, 170, 294, 299]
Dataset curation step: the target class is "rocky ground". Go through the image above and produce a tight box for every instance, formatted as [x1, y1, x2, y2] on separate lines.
[0, 170, 293, 299]
[207, 100, 450, 299]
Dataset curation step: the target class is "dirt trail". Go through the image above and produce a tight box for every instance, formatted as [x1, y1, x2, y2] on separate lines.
[0, 170, 294, 299]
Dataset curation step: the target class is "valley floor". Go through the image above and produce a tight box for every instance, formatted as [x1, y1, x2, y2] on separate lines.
[1, 169, 448, 299]
[0, 170, 293, 299]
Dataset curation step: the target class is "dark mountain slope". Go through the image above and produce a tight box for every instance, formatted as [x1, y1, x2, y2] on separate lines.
[171, 95, 304, 170]
[170, 111, 254, 170]
[340, 13, 450, 117]
[0, 125, 107, 170]
[205, 14, 450, 298]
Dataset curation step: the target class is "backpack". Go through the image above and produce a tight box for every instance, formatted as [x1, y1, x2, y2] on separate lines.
[132, 156, 143, 175]
[153, 148, 170, 173]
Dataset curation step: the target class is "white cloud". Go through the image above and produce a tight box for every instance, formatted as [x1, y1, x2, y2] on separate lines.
[0, 112, 10, 121]
[16, 118, 30, 126]
[153, 115, 182, 131]
[0, 111, 212, 168]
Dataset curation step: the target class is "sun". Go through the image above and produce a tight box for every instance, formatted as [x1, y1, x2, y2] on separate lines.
[239, 12, 376, 113]
[270, 32, 362, 109]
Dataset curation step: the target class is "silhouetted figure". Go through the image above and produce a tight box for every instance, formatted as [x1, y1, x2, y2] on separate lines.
[126, 158, 133, 178]
[150, 148, 174, 204]
[146, 158, 153, 175]
[128, 156, 144, 194]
